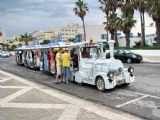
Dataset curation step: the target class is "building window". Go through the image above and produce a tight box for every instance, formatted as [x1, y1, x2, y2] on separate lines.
[101, 34, 107, 39]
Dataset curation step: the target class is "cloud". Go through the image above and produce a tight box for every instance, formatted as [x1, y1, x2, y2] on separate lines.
[0, 0, 153, 37]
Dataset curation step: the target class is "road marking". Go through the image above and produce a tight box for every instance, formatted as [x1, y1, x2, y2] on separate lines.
[58, 105, 80, 120]
[123, 90, 160, 100]
[0, 86, 28, 89]
[116, 95, 149, 108]
[0, 77, 12, 83]
[0, 87, 32, 103]
[0, 103, 68, 109]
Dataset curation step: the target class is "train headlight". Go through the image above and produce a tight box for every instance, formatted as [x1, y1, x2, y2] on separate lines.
[128, 67, 134, 77]
[128, 67, 134, 73]
[107, 71, 114, 78]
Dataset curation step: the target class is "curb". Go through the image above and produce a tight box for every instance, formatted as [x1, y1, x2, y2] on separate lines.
[143, 57, 160, 64]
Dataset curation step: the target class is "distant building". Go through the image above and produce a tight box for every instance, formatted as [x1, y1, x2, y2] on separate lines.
[48, 23, 79, 41]
[32, 23, 79, 44]
[0, 28, 6, 44]
[31, 31, 44, 44]
[77, 25, 107, 42]
[77, 24, 157, 47]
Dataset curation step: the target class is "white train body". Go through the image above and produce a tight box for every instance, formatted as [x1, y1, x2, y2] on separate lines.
[16, 40, 135, 91]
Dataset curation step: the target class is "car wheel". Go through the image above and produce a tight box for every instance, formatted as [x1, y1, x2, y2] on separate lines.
[96, 77, 105, 92]
[127, 58, 132, 63]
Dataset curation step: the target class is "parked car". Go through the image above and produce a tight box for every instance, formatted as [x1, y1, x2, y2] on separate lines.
[106, 49, 143, 63]
[0, 51, 10, 58]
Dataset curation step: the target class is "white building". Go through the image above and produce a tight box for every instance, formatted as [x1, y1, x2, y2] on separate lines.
[0, 28, 6, 44]
[48, 23, 79, 41]
[31, 31, 44, 44]
[77, 25, 108, 42]
[77, 24, 157, 47]
[31, 24, 79, 44]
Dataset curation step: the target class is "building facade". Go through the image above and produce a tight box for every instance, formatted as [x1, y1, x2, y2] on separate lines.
[77, 25, 157, 47]
[0, 28, 6, 44]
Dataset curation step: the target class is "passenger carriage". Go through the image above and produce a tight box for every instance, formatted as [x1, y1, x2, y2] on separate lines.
[16, 40, 135, 91]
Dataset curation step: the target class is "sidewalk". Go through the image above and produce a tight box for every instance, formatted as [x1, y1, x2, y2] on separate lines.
[143, 56, 160, 63]
[0, 69, 144, 120]
[131, 50, 160, 63]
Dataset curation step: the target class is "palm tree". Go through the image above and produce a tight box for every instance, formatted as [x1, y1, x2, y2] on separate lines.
[116, 15, 136, 47]
[105, 13, 118, 40]
[0, 32, 2, 37]
[117, 0, 136, 47]
[147, 0, 160, 44]
[73, 0, 89, 42]
[119, 0, 134, 17]
[99, 0, 119, 47]
[133, 0, 147, 47]
[99, 0, 110, 42]
[20, 33, 33, 45]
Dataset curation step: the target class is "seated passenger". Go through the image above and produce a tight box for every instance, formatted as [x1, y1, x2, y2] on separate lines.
[82, 48, 90, 58]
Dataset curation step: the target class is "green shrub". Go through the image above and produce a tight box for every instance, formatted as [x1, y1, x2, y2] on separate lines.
[133, 41, 141, 48]
[154, 37, 160, 45]
[40, 40, 50, 45]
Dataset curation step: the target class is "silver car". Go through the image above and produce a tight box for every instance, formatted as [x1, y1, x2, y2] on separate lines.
[0, 51, 10, 58]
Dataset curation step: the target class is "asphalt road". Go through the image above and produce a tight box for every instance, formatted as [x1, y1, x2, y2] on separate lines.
[0, 56, 160, 120]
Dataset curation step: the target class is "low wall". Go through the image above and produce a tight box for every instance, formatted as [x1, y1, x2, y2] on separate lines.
[131, 50, 160, 57]
[105, 50, 160, 57]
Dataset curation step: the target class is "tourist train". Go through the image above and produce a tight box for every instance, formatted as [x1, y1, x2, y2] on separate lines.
[15, 40, 135, 91]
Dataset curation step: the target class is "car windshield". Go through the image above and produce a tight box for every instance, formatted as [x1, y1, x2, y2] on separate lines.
[2, 51, 9, 54]
[124, 50, 133, 54]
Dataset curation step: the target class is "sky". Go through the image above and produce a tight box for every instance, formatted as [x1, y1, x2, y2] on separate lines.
[0, 0, 154, 37]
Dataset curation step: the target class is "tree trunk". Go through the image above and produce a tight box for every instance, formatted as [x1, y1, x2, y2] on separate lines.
[140, 11, 145, 47]
[155, 19, 160, 44]
[156, 19, 160, 38]
[125, 32, 130, 47]
[110, 29, 115, 40]
[107, 29, 109, 41]
[114, 30, 119, 47]
[107, 14, 109, 42]
[142, 11, 145, 45]
[25, 39, 28, 45]
[82, 18, 86, 42]
[111, 33, 114, 40]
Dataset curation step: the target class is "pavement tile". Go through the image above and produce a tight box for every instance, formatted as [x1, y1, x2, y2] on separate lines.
[0, 79, 29, 86]
[0, 88, 21, 99]
[11, 89, 69, 104]
[76, 108, 108, 120]
[0, 73, 9, 78]
[0, 108, 64, 120]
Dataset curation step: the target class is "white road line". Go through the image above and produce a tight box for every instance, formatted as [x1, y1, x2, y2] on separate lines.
[116, 95, 149, 108]
[0, 86, 28, 89]
[58, 105, 80, 120]
[0, 87, 32, 103]
[0, 77, 12, 83]
[122, 89, 160, 100]
[148, 95, 160, 99]
[0, 103, 68, 109]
